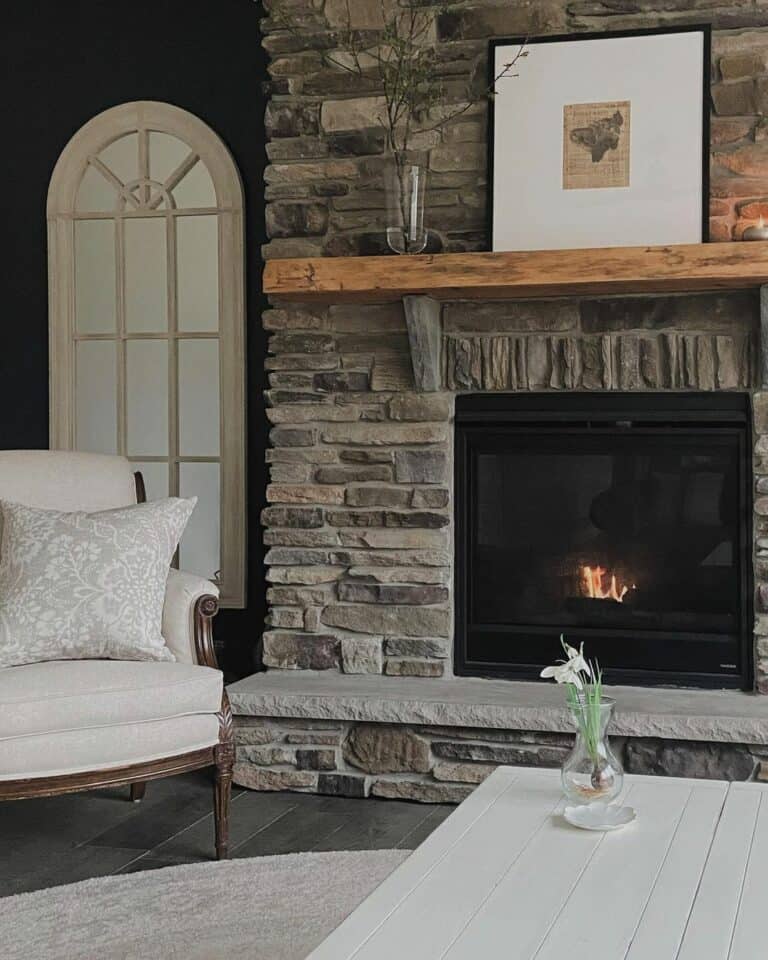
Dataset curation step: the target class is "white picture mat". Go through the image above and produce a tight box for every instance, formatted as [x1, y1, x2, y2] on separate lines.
[491, 31, 705, 251]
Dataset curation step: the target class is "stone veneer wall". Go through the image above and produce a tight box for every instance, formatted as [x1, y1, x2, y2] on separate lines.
[262, 292, 760, 682]
[239, 1, 768, 799]
[263, 1, 768, 257]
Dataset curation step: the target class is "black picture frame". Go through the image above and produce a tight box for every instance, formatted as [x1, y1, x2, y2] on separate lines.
[486, 24, 712, 251]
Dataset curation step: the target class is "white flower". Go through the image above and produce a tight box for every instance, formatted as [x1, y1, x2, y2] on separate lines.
[540, 641, 592, 690]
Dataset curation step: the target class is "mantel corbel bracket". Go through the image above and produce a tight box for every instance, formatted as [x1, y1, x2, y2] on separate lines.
[403, 295, 442, 393]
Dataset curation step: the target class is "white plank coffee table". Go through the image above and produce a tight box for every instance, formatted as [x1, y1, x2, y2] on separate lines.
[309, 766, 768, 959]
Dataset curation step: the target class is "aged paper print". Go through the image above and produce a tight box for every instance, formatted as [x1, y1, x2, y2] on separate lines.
[563, 100, 631, 190]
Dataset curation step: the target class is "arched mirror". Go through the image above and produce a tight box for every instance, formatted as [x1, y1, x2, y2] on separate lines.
[48, 101, 246, 607]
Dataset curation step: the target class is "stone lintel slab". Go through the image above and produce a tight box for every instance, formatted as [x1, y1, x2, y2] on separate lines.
[227, 671, 768, 746]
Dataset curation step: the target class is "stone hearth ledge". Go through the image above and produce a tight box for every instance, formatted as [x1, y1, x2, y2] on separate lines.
[227, 672, 768, 746]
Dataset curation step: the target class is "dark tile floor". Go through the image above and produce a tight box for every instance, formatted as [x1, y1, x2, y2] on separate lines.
[0, 771, 453, 897]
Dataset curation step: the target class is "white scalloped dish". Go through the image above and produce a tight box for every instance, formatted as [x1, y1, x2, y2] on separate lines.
[563, 801, 637, 832]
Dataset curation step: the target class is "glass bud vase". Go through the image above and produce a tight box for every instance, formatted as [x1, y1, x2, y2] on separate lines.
[561, 697, 624, 805]
[385, 155, 428, 255]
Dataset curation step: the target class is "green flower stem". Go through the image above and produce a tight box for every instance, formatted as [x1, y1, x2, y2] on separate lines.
[565, 666, 603, 766]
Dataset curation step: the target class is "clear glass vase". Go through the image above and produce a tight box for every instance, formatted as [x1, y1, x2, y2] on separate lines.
[385, 156, 428, 255]
[561, 697, 624, 805]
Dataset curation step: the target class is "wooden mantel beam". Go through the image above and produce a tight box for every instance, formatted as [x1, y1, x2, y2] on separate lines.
[263, 242, 768, 304]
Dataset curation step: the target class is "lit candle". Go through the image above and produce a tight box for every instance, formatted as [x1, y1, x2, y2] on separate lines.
[743, 215, 768, 240]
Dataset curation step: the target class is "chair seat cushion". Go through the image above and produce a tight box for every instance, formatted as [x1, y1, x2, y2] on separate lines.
[0, 660, 223, 740]
[0, 715, 221, 780]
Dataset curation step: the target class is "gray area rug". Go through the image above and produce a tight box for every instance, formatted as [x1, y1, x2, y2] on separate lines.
[0, 849, 409, 960]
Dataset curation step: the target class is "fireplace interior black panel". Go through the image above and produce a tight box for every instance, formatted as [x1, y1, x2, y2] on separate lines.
[454, 393, 752, 689]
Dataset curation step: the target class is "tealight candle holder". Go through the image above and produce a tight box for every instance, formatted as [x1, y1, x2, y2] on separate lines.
[743, 216, 768, 240]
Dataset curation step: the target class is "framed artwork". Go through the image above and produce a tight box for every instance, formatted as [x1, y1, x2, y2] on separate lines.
[488, 26, 710, 251]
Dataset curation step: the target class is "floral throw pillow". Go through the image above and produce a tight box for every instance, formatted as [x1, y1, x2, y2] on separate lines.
[0, 497, 196, 668]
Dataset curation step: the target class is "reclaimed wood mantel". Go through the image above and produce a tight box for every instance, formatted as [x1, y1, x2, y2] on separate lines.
[263, 242, 768, 303]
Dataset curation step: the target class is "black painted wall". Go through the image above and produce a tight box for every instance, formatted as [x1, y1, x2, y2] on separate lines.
[3, 0, 268, 676]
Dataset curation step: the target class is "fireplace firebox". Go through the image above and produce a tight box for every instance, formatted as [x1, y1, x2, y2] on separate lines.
[454, 393, 753, 689]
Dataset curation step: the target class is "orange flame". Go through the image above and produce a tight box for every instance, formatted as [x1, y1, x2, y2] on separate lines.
[581, 565, 630, 603]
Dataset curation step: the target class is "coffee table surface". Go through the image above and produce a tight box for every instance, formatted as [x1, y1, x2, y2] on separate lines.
[309, 765, 768, 959]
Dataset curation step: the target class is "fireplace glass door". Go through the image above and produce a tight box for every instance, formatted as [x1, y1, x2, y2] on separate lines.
[455, 394, 752, 688]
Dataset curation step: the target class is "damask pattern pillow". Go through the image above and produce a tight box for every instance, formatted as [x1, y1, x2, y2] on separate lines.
[0, 497, 196, 668]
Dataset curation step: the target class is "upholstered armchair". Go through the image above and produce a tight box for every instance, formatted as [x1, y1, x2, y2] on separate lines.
[0, 451, 234, 859]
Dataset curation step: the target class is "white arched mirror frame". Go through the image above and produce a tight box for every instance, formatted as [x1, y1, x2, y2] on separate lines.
[48, 101, 246, 608]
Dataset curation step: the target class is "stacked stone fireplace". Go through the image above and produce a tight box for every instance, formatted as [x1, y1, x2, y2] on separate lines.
[229, 289, 768, 799]
[230, 0, 768, 799]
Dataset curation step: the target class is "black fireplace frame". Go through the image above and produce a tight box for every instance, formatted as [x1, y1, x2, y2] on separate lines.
[454, 393, 753, 690]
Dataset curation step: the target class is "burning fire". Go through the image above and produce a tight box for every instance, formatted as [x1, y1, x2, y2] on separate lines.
[581, 565, 632, 603]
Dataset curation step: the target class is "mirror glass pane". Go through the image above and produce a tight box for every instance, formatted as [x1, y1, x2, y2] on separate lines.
[177, 215, 218, 331]
[179, 462, 220, 580]
[125, 218, 167, 332]
[75, 220, 116, 333]
[126, 340, 168, 456]
[173, 160, 216, 208]
[149, 131, 190, 184]
[98, 133, 138, 187]
[76, 164, 117, 212]
[130, 461, 169, 501]
[76, 341, 117, 453]
[178, 339, 219, 457]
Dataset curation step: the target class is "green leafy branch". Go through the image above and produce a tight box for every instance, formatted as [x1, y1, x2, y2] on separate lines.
[267, 0, 526, 160]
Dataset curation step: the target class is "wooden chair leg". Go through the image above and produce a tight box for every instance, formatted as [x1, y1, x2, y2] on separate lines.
[130, 782, 147, 803]
[214, 746, 234, 860]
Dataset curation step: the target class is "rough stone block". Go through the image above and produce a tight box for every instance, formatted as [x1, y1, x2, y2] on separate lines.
[322, 423, 447, 445]
[265, 102, 320, 139]
[316, 465, 392, 484]
[267, 586, 328, 606]
[383, 510, 449, 529]
[237, 745, 295, 765]
[295, 749, 337, 771]
[234, 721, 275, 746]
[344, 724, 431, 773]
[337, 529, 449, 549]
[262, 632, 340, 670]
[432, 762, 497, 784]
[266, 484, 345, 505]
[338, 581, 449, 605]
[394, 450, 447, 483]
[327, 509, 385, 527]
[384, 637, 450, 658]
[270, 333, 336, 354]
[321, 96, 387, 133]
[269, 463, 311, 483]
[371, 777, 473, 804]
[346, 486, 411, 507]
[314, 371, 370, 392]
[712, 79, 756, 116]
[340, 449, 394, 465]
[431, 740, 567, 766]
[267, 404, 359, 424]
[385, 659, 445, 677]
[265, 548, 331, 565]
[443, 301, 577, 334]
[317, 773, 370, 798]
[261, 506, 324, 528]
[233, 766, 318, 792]
[388, 394, 452, 422]
[270, 427, 315, 447]
[348, 566, 449, 585]
[264, 529, 339, 548]
[267, 566, 345, 586]
[266, 202, 328, 239]
[266, 448, 337, 466]
[321, 604, 450, 637]
[411, 488, 450, 509]
[623, 739, 756, 781]
[341, 637, 384, 675]
[265, 608, 305, 630]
